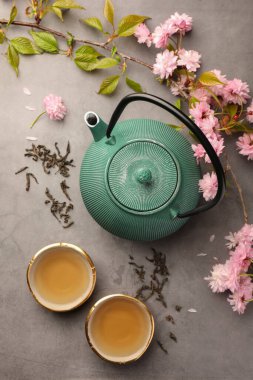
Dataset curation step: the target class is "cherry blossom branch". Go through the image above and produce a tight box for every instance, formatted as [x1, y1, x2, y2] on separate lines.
[226, 157, 248, 224]
[0, 19, 153, 70]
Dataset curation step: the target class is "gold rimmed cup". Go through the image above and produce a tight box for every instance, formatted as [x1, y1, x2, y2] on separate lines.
[85, 294, 155, 364]
[27, 243, 96, 312]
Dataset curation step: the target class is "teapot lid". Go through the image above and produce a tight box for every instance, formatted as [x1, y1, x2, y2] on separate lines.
[106, 140, 180, 214]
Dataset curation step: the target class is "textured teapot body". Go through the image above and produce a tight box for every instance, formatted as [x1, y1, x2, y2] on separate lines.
[80, 117, 200, 241]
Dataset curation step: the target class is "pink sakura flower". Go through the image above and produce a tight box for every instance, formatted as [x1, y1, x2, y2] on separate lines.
[236, 133, 253, 160]
[246, 100, 253, 123]
[178, 49, 201, 72]
[171, 75, 189, 96]
[225, 224, 253, 249]
[190, 88, 211, 103]
[191, 143, 205, 163]
[227, 277, 253, 314]
[204, 262, 231, 293]
[236, 224, 253, 248]
[199, 172, 217, 201]
[152, 23, 177, 49]
[189, 101, 214, 126]
[209, 69, 228, 97]
[204, 135, 224, 163]
[167, 12, 192, 35]
[229, 243, 252, 273]
[199, 116, 220, 138]
[134, 23, 152, 47]
[153, 50, 178, 79]
[223, 78, 250, 105]
[43, 94, 67, 120]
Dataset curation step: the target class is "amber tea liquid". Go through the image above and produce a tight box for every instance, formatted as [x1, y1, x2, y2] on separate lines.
[32, 247, 91, 306]
[88, 296, 153, 361]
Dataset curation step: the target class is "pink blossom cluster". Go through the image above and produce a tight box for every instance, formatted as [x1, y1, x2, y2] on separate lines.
[43, 94, 67, 121]
[135, 13, 200, 79]
[205, 224, 253, 314]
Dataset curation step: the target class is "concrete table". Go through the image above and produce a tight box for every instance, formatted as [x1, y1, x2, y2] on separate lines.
[1, 1, 252, 379]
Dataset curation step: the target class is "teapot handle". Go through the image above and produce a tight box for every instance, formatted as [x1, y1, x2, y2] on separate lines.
[106, 93, 225, 218]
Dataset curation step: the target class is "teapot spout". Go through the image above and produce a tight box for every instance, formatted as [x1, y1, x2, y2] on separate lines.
[84, 112, 108, 142]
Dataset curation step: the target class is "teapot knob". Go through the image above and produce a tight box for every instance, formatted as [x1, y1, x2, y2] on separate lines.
[135, 168, 152, 185]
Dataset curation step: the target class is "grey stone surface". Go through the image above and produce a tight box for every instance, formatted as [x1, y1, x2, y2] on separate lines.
[0, 0, 253, 379]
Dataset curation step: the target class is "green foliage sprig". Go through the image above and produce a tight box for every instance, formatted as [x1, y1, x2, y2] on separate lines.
[0, 0, 151, 94]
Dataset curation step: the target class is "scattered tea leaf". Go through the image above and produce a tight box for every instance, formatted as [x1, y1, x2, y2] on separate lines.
[175, 305, 182, 312]
[26, 172, 39, 191]
[166, 314, 175, 324]
[197, 253, 207, 257]
[157, 340, 168, 354]
[60, 179, 71, 201]
[15, 166, 28, 175]
[213, 256, 218, 261]
[169, 332, 177, 343]
[45, 187, 74, 227]
[209, 234, 215, 242]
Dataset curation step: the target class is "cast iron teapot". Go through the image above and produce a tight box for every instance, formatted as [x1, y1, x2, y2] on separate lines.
[80, 93, 225, 241]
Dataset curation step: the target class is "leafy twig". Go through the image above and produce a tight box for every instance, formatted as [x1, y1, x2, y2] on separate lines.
[0, 19, 153, 70]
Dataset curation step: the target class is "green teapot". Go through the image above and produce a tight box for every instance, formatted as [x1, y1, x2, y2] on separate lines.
[80, 93, 225, 241]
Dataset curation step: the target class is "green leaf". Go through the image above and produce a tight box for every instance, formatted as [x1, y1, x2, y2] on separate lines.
[198, 71, 224, 86]
[167, 43, 175, 52]
[111, 45, 117, 57]
[126, 77, 143, 92]
[10, 37, 39, 55]
[117, 15, 150, 37]
[74, 53, 98, 71]
[0, 29, 5, 44]
[8, 5, 17, 26]
[189, 97, 200, 107]
[98, 75, 120, 95]
[30, 31, 59, 53]
[52, 0, 84, 9]
[75, 45, 102, 58]
[51, 6, 63, 21]
[82, 17, 103, 32]
[226, 104, 238, 118]
[167, 124, 182, 131]
[175, 98, 181, 110]
[95, 57, 118, 69]
[104, 0, 114, 26]
[7, 45, 19, 75]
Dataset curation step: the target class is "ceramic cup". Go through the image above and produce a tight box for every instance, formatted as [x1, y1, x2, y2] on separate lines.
[27, 243, 96, 312]
[85, 294, 155, 364]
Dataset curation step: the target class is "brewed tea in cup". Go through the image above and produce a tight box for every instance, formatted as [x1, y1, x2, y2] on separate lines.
[27, 243, 96, 312]
[85, 294, 154, 363]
